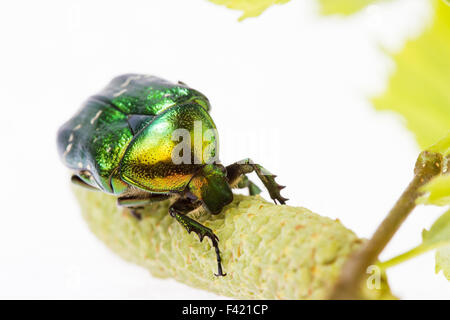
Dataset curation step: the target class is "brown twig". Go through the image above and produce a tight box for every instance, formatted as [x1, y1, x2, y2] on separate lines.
[329, 151, 443, 299]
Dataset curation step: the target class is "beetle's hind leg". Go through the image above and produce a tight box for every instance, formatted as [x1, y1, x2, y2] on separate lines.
[226, 158, 288, 204]
[169, 198, 226, 277]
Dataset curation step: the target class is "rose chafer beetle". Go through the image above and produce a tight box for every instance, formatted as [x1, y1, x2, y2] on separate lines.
[57, 74, 288, 276]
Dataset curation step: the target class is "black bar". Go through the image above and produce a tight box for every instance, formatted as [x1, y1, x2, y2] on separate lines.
[0, 300, 444, 319]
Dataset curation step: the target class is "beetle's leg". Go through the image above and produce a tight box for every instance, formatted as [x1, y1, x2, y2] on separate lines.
[118, 193, 170, 207]
[130, 208, 143, 220]
[71, 175, 98, 191]
[226, 158, 288, 204]
[169, 198, 226, 277]
[118, 193, 171, 220]
[235, 175, 262, 196]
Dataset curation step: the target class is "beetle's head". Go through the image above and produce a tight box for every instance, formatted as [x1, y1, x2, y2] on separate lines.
[187, 164, 233, 215]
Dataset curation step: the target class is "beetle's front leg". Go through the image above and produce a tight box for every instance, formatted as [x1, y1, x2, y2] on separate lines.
[226, 158, 288, 204]
[169, 199, 226, 277]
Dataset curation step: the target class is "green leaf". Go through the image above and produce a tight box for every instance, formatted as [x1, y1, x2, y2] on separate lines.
[208, 0, 392, 18]
[436, 246, 450, 280]
[372, 1, 450, 149]
[318, 0, 384, 16]
[379, 209, 450, 280]
[208, 0, 291, 20]
[422, 209, 450, 246]
[427, 131, 450, 156]
[429, 211, 450, 280]
[418, 175, 450, 206]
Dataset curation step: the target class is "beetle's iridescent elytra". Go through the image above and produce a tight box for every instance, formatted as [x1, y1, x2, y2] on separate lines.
[57, 74, 288, 276]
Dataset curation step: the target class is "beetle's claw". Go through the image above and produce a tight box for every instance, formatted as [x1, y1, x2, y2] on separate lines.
[171, 208, 226, 277]
[262, 174, 288, 205]
[251, 164, 288, 205]
[201, 229, 225, 277]
[274, 197, 289, 205]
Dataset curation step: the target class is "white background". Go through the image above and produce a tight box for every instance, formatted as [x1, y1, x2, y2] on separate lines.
[0, 0, 448, 299]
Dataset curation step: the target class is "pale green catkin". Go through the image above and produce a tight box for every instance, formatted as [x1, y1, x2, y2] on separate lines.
[73, 187, 394, 299]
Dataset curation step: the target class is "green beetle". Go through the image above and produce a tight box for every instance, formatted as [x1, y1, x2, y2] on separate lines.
[57, 74, 287, 276]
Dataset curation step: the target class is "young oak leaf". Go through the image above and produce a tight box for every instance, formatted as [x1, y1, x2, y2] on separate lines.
[422, 209, 450, 250]
[207, 0, 449, 20]
[318, 0, 385, 16]
[372, 0, 450, 149]
[436, 246, 450, 280]
[208, 0, 392, 18]
[424, 210, 450, 280]
[419, 175, 450, 206]
[427, 131, 450, 156]
[208, 0, 291, 20]
[379, 209, 450, 280]
[206, 0, 448, 20]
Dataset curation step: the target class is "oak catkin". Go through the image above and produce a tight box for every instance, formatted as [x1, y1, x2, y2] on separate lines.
[73, 186, 394, 299]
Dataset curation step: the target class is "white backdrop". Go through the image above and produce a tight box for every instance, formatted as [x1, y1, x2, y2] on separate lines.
[0, 0, 448, 299]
